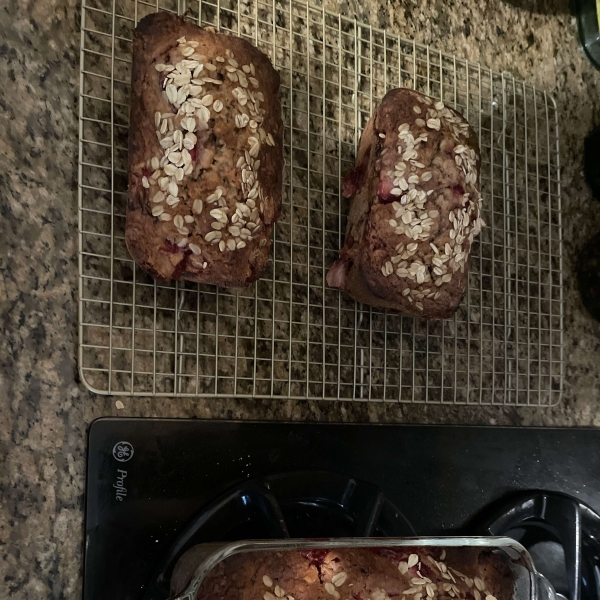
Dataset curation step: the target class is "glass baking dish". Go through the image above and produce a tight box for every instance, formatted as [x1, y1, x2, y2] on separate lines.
[169, 537, 556, 600]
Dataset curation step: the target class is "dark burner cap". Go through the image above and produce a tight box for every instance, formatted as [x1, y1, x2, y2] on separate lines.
[584, 127, 600, 200]
[577, 230, 600, 322]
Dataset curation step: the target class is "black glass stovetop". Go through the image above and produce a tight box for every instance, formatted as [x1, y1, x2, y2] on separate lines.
[84, 419, 600, 600]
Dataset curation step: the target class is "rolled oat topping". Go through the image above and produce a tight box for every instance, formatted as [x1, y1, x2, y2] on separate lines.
[379, 96, 483, 300]
[146, 35, 275, 253]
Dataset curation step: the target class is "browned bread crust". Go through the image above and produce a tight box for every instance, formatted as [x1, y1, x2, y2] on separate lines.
[196, 546, 515, 600]
[127, 12, 283, 286]
[327, 88, 482, 318]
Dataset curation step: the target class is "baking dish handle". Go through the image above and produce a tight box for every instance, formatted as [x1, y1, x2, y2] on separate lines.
[534, 572, 557, 600]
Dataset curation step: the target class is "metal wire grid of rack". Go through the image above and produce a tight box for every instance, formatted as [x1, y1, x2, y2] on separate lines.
[78, 0, 564, 404]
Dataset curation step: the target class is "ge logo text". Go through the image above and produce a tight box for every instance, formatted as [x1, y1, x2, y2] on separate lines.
[112, 441, 134, 462]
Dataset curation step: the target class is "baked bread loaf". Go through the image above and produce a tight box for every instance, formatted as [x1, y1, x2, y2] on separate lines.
[327, 88, 482, 318]
[196, 546, 515, 600]
[127, 12, 283, 286]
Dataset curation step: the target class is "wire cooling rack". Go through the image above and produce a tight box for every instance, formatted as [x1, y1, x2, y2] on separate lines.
[78, 0, 564, 404]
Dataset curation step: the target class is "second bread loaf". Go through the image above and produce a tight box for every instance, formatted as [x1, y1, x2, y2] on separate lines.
[327, 88, 483, 318]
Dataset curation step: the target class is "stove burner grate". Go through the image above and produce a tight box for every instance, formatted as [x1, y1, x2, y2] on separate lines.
[143, 470, 414, 600]
[480, 491, 600, 600]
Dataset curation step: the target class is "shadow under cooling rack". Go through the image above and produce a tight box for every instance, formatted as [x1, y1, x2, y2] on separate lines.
[78, 0, 564, 405]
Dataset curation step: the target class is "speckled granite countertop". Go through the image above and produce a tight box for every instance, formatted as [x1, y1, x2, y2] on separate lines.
[1, 0, 600, 596]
